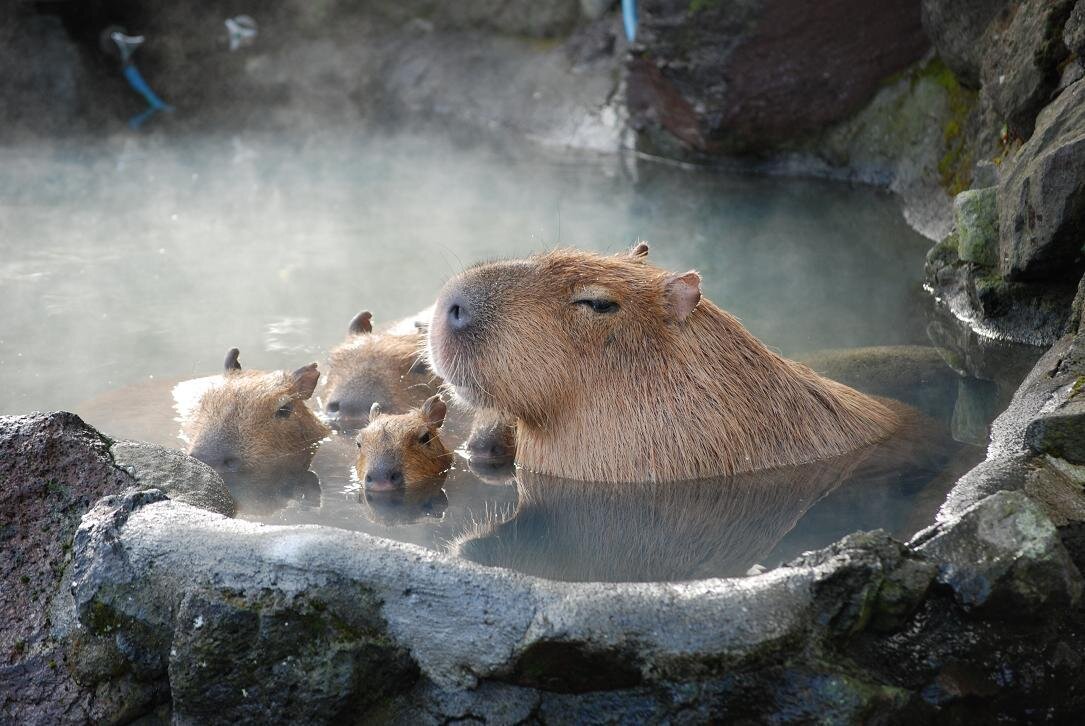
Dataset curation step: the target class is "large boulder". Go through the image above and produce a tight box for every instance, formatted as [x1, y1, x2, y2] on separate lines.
[921, 0, 1011, 88]
[0, 413, 138, 725]
[979, 0, 1075, 142]
[626, 0, 929, 155]
[1065, 0, 1085, 65]
[998, 78, 1085, 281]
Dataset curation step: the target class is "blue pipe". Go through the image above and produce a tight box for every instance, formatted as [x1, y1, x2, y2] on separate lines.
[622, 0, 637, 42]
[122, 64, 171, 111]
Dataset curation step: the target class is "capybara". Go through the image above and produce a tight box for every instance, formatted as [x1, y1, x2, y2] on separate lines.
[427, 244, 901, 482]
[325, 308, 519, 460]
[464, 408, 517, 462]
[355, 394, 453, 490]
[323, 309, 434, 424]
[182, 348, 330, 475]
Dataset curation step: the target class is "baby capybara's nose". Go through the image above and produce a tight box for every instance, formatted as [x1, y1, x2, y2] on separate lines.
[365, 467, 404, 490]
[445, 294, 472, 332]
[189, 443, 241, 472]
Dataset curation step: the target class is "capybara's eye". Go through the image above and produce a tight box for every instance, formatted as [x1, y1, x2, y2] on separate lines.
[419, 431, 434, 445]
[574, 299, 619, 314]
[275, 402, 294, 419]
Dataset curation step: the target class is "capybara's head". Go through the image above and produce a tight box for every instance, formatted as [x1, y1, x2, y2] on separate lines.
[355, 394, 452, 491]
[465, 409, 517, 462]
[183, 348, 331, 475]
[323, 310, 432, 425]
[427, 244, 701, 426]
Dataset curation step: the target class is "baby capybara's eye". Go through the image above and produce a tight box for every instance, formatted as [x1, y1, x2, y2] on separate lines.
[419, 431, 433, 445]
[275, 402, 294, 419]
[574, 299, 619, 314]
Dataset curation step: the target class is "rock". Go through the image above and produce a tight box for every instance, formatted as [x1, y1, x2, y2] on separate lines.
[972, 159, 1000, 188]
[921, 0, 1011, 87]
[0, 412, 137, 725]
[626, 0, 929, 155]
[998, 78, 1085, 282]
[798, 345, 960, 421]
[979, 0, 1075, 142]
[367, 0, 585, 37]
[169, 585, 417, 723]
[918, 491, 1084, 615]
[1066, 0, 1085, 64]
[580, 0, 614, 21]
[954, 187, 998, 265]
[111, 441, 235, 517]
[1026, 397, 1085, 464]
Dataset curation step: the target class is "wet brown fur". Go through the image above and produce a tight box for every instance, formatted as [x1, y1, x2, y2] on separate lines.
[324, 311, 434, 417]
[429, 247, 900, 482]
[355, 398, 453, 487]
[182, 364, 330, 474]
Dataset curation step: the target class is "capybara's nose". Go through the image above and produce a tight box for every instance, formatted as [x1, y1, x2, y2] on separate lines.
[468, 436, 512, 461]
[446, 295, 472, 332]
[365, 467, 405, 490]
[190, 444, 241, 472]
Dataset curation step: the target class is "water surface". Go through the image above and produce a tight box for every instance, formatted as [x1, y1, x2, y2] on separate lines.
[0, 128, 1009, 581]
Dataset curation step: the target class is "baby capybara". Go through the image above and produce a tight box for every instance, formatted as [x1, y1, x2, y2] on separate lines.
[355, 394, 453, 490]
[427, 244, 900, 482]
[183, 348, 330, 475]
[323, 309, 434, 423]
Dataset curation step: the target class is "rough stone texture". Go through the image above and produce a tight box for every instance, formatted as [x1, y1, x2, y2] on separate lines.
[998, 77, 1085, 282]
[1026, 397, 1085, 464]
[1068, 0, 1085, 63]
[626, 0, 930, 155]
[925, 233, 1077, 346]
[954, 187, 998, 265]
[918, 491, 1083, 614]
[111, 441, 235, 517]
[367, 0, 586, 37]
[922, 0, 1011, 88]
[0, 412, 136, 725]
[979, 0, 1075, 142]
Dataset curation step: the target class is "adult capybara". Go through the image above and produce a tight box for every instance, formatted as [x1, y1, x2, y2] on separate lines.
[183, 348, 330, 475]
[323, 309, 434, 423]
[355, 395, 452, 490]
[427, 244, 901, 482]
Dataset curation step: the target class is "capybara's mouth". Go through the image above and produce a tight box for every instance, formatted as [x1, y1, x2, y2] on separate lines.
[364, 479, 402, 492]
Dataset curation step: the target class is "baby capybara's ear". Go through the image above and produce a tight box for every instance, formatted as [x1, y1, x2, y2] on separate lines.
[224, 347, 242, 374]
[369, 401, 382, 420]
[348, 310, 373, 335]
[421, 395, 447, 429]
[665, 271, 702, 323]
[291, 363, 320, 399]
[629, 241, 650, 258]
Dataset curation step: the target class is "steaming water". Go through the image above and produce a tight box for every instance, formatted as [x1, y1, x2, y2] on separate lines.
[0, 128, 1026, 581]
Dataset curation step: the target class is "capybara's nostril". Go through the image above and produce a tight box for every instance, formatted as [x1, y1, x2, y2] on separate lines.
[447, 296, 472, 332]
[326, 400, 340, 414]
[365, 466, 403, 490]
[390, 470, 404, 486]
[220, 456, 240, 472]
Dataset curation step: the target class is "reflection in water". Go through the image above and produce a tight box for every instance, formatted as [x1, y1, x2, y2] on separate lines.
[223, 468, 322, 517]
[362, 481, 449, 526]
[451, 414, 959, 583]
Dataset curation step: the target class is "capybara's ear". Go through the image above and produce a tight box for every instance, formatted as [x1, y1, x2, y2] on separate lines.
[414, 320, 429, 332]
[224, 348, 242, 374]
[291, 363, 320, 399]
[665, 271, 701, 323]
[349, 310, 373, 335]
[629, 241, 650, 259]
[422, 395, 447, 429]
[369, 401, 382, 420]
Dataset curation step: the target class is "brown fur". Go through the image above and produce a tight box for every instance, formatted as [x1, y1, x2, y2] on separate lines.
[428, 247, 900, 482]
[323, 310, 435, 421]
[355, 396, 453, 489]
[183, 353, 330, 474]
